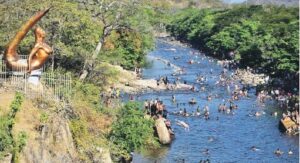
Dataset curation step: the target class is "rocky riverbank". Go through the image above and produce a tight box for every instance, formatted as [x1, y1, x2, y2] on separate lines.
[109, 64, 193, 94]
[164, 37, 269, 87]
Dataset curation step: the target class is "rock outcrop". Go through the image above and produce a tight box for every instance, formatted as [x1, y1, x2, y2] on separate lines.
[93, 147, 113, 163]
[155, 118, 171, 145]
[20, 114, 79, 163]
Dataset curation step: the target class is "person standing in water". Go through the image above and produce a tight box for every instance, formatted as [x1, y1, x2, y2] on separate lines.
[172, 95, 176, 102]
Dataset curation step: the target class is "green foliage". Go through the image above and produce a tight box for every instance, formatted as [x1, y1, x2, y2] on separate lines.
[0, 0, 100, 71]
[15, 132, 27, 153]
[13, 131, 28, 162]
[39, 112, 49, 124]
[69, 119, 91, 151]
[9, 92, 24, 118]
[167, 5, 299, 79]
[109, 102, 159, 158]
[102, 30, 154, 70]
[0, 116, 13, 158]
[73, 81, 101, 111]
[0, 0, 157, 77]
[0, 92, 25, 160]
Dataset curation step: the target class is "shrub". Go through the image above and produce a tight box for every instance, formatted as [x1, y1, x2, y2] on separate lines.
[109, 102, 159, 159]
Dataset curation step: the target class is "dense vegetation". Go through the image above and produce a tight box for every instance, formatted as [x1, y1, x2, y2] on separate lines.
[69, 83, 160, 161]
[2, 0, 298, 162]
[0, 92, 27, 162]
[0, 0, 172, 161]
[0, 0, 157, 77]
[167, 5, 299, 90]
[109, 102, 159, 159]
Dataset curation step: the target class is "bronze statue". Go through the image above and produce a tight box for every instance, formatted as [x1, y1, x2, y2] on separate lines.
[4, 8, 52, 73]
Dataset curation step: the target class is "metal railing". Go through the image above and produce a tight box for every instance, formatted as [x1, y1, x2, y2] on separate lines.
[0, 55, 72, 104]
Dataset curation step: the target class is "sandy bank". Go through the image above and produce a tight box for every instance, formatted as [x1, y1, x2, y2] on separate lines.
[109, 64, 192, 94]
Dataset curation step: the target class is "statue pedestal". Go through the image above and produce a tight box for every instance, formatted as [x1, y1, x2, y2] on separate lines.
[28, 69, 42, 85]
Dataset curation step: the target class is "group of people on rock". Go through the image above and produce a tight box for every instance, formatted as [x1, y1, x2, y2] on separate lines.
[144, 99, 168, 118]
[256, 87, 299, 134]
[282, 110, 299, 134]
[144, 99, 174, 135]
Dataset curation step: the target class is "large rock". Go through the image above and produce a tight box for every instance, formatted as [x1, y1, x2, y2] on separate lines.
[155, 118, 171, 145]
[20, 114, 79, 163]
[93, 147, 113, 163]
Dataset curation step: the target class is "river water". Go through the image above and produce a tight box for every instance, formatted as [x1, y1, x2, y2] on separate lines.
[126, 39, 299, 163]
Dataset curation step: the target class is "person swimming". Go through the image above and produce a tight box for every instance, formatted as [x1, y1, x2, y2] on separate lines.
[218, 104, 222, 112]
[179, 108, 183, 115]
[189, 98, 197, 104]
[204, 105, 210, 120]
[250, 146, 260, 151]
[288, 149, 293, 155]
[191, 111, 195, 116]
[202, 148, 210, 155]
[196, 106, 201, 116]
[255, 111, 261, 117]
[207, 95, 212, 101]
[175, 119, 189, 131]
[274, 148, 283, 155]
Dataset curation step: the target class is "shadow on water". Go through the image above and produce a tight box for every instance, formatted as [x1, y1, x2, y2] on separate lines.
[126, 39, 299, 163]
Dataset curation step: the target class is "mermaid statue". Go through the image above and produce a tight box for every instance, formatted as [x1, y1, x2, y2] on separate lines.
[4, 8, 52, 73]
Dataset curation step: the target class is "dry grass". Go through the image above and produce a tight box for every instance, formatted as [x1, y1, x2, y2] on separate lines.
[0, 90, 16, 116]
[73, 100, 113, 134]
[11, 98, 41, 144]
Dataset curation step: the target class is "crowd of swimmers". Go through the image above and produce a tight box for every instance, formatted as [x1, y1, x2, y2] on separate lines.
[171, 104, 210, 120]
[130, 48, 298, 159]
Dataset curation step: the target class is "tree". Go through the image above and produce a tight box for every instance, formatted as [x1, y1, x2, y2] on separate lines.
[77, 0, 145, 80]
[0, 0, 100, 73]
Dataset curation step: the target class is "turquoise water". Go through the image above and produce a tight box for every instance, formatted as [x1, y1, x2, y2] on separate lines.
[127, 40, 299, 163]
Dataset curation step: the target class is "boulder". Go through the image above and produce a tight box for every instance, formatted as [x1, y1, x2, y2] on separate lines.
[20, 114, 79, 163]
[93, 147, 113, 163]
[155, 118, 171, 145]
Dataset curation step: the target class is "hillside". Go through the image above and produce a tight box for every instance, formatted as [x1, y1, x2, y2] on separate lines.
[245, 0, 299, 6]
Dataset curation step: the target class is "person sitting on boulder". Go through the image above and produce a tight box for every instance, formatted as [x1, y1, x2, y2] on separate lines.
[150, 103, 156, 117]
[165, 119, 174, 135]
[162, 107, 168, 119]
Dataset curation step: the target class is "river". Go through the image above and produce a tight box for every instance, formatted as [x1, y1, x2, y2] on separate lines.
[124, 39, 299, 163]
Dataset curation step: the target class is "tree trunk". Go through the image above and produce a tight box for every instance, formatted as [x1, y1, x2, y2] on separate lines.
[79, 25, 112, 80]
[79, 36, 105, 80]
[92, 37, 104, 60]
